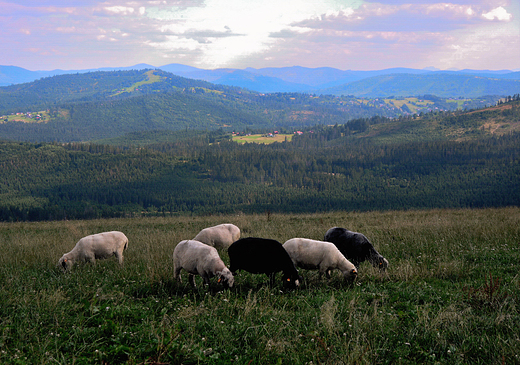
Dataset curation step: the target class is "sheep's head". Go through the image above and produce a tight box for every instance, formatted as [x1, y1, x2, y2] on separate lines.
[217, 269, 235, 288]
[344, 268, 358, 281]
[283, 274, 302, 289]
[377, 256, 389, 271]
[58, 255, 74, 271]
[370, 254, 388, 271]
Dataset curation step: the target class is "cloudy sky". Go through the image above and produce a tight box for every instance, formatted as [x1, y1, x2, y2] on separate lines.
[1, 0, 519, 71]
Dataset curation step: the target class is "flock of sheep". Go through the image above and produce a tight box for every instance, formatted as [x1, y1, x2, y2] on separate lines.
[58, 223, 389, 289]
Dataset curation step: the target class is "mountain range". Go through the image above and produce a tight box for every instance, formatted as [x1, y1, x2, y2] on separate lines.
[2, 64, 519, 97]
[0, 67, 511, 143]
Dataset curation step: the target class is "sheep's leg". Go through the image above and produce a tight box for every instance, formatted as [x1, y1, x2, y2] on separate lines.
[268, 272, 276, 286]
[202, 273, 211, 286]
[174, 266, 182, 283]
[115, 251, 124, 265]
[318, 266, 330, 280]
[188, 274, 197, 288]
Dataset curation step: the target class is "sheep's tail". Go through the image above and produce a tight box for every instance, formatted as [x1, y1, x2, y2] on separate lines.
[123, 237, 129, 250]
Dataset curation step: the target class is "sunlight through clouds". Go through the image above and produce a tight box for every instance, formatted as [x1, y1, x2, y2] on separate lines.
[144, 0, 364, 67]
[0, 0, 518, 70]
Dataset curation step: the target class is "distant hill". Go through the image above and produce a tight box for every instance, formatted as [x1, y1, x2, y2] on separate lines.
[244, 66, 432, 88]
[0, 64, 153, 86]
[319, 73, 520, 98]
[0, 69, 508, 143]
[2, 64, 519, 97]
[0, 69, 219, 113]
[161, 65, 520, 96]
[0, 70, 271, 142]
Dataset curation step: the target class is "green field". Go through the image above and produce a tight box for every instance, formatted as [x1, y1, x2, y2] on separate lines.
[1, 110, 50, 123]
[232, 133, 293, 144]
[111, 70, 163, 96]
[1, 207, 519, 364]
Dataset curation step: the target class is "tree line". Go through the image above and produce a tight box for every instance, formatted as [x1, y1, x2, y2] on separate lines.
[0, 125, 518, 221]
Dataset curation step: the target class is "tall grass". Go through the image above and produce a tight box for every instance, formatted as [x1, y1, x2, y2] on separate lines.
[0, 208, 519, 364]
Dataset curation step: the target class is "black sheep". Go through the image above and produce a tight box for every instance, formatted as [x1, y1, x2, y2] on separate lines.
[228, 237, 301, 288]
[324, 227, 389, 271]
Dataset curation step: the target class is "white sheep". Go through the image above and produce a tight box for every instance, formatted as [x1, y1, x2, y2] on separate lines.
[58, 231, 128, 271]
[283, 238, 357, 281]
[193, 223, 240, 249]
[173, 239, 234, 288]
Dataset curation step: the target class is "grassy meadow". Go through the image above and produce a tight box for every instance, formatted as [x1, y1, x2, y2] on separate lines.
[232, 133, 293, 144]
[0, 207, 519, 364]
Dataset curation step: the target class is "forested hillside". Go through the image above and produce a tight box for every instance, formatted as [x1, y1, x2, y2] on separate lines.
[0, 70, 213, 113]
[0, 70, 518, 221]
[3, 63, 519, 96]
[0, 70, 503, 142]
[1, 100, 518, 221]
[321, 73, 520, 98]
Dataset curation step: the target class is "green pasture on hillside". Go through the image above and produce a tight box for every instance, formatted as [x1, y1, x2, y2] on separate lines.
[0, 208, 519, 364]
[232, 133, 293, 144]
[111, 70, 163, 96]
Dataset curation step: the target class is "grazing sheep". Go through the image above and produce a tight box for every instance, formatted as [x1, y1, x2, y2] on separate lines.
[228, 237, 301, 288]
[193, 223, 240, 249]
[58, 231, 128, 271]
[283, 238, 357, 281]
[173, 239, 234, 288]
[324, 227, 389, 270]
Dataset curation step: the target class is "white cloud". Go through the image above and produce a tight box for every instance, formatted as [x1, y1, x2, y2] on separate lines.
[482, 6, 512, 21]
[143, 0, 364, 67]
[104, 6, 135, 15]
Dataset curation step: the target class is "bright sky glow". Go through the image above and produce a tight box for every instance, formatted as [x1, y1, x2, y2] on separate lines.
[0, 0, 518, 71]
